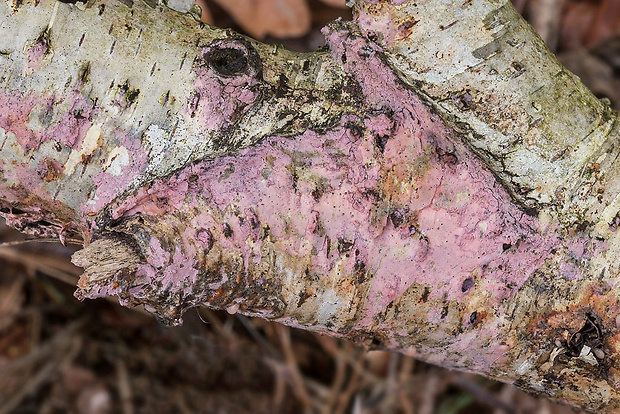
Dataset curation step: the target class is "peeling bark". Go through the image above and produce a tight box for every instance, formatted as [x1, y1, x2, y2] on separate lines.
[2, 0, 620, 411]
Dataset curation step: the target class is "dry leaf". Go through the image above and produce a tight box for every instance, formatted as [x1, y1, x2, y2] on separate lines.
[194, 0, 213, 24]
[318, 0, 348, 8]
[212, 0, 311, 39]
[559, 48, 618, 107]
[584, 0, 620, 46]
[560, 1, 597, 50]
[526, 0, 566, 51]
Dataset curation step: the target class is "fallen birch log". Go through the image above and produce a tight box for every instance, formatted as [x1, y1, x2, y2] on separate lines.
[1, 0, 620, 410]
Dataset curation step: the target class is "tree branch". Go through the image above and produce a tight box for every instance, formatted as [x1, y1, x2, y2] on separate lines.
[352, 0, 619, 225]
[2, 0, 620, 411]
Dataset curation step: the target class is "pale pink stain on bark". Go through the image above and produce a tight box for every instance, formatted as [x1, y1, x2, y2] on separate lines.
[88, 26, 573, 361]
[0, 92, 94, 152]
[108, 112, 555, 319]
[134, 237, 199, 300]
[189, 40, 260, 130]
[323, 28, 559, 322]
[53, 94, 96, 149]
[87, 132, 149, 215]
[0, 94, 45, 151]
[25, 33, 49, 72]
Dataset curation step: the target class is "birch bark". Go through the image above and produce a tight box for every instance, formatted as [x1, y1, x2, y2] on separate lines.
[1, 0, 620, 411]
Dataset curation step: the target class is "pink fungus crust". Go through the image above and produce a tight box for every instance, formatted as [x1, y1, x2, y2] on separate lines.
[26, 30, 50, 71]
[0, 91, 95, 152]
[0, 89, 96, 230]
[76, 24, 598, 371]
[189, 39, 260, 131]
[0, 93, 44, 152]
[96, 25, 568, 331]
[88, 131, 149, 215]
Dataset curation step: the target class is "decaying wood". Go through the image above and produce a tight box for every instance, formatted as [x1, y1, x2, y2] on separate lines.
[2, 0, 620, 411]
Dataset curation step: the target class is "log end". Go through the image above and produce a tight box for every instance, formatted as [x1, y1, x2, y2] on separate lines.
[71, 236, 140, 302]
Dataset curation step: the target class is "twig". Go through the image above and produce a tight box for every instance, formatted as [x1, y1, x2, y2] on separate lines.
[322, 340, 347, 414]
[174, 388, 194, 414]
[115, 360, 134, 414]
[383, 352, 400, 408]
[0, 277, 23, 331]
[334, 355, 362, 414]
[276, 324, 312, 413]
[196, 308, 235, 341]
[0, 238, 82, 248]
[418, 371, 440, 414]
[0, 324, 83, 414]
[0, 320, 83, 377]
[270, 358, 288, 410]
[526, 0, 565, 52]
[236, 314, 279, 359]
[398, 356, 415, 414]
[493, 385, 517, 414]
[452, 374, 515, 414]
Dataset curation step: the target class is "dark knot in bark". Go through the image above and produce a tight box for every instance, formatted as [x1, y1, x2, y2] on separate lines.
[203, 37, 262, 80]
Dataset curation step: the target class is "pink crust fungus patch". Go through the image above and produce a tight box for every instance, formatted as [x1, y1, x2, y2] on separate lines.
[0, 91, 95, 152]
[188, 38, 261, 131]
[87, 131, 149, 215]
[94, 25, 584, 352]
[26, 30, 50, 72]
